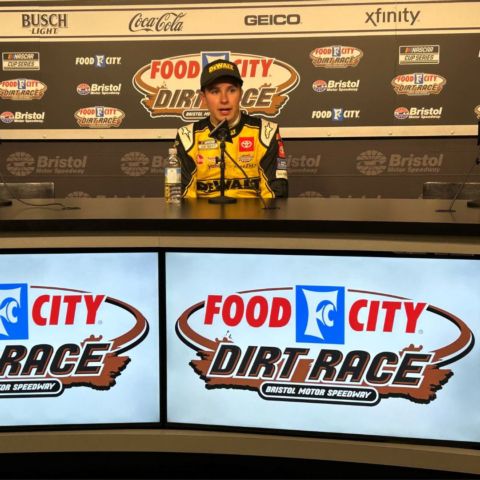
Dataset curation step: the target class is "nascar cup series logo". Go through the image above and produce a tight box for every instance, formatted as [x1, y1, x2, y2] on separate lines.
[176, 285, 472, 406]
[309, 46, 363, 68]
[391, 73, 446, 95]
[0, 79, 47, 100]
[0, 284, 148, 397]
[74, 106, 125, 128]
[133, 51, 299, 121]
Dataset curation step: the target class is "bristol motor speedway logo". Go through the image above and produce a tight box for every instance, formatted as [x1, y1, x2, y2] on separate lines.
[176, 285, 473, 406]
[133, 51, 300, 121]
[0, 283, 148, 397]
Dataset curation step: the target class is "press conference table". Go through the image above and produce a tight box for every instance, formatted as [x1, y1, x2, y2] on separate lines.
[1, 196, 480, 476]
[0, 196, 478, 254]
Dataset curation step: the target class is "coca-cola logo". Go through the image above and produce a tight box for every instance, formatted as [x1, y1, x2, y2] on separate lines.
[129, 12, 185, 32]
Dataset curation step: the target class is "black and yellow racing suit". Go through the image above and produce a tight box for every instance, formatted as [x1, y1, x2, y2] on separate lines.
[175, 113, 288, 198]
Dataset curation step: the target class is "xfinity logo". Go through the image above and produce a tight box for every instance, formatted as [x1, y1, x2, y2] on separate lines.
[244, 14, 301, 26]
[365, 8, 420, 27]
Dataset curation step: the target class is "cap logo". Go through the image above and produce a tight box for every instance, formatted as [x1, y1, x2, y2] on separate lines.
[208, 62, 234, 73]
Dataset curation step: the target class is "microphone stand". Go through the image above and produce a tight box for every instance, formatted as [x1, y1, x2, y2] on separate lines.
[208, 128, 236, 205]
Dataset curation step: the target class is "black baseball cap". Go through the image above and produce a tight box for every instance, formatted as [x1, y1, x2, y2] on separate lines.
[200, 59, 243, 90]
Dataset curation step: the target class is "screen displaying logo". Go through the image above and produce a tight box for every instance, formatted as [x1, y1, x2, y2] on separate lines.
[166, 252, 480, 443]
[0, 252, 159, 427]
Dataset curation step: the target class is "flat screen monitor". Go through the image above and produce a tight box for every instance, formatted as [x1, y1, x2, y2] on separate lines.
[0, 251, 160, 427]
[166, 250, 480, 446]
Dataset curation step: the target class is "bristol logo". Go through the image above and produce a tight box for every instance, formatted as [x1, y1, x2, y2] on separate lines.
[295, 286, 345, 344]
[0, 284, 29, 340]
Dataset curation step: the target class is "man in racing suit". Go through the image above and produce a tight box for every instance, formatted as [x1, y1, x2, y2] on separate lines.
[174, 59, 288, 199]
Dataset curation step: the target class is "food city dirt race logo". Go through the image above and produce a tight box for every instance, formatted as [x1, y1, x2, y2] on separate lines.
[0, 284, 149, 397]
[176, 285, 473, 406]
[133, 51, 300, 121]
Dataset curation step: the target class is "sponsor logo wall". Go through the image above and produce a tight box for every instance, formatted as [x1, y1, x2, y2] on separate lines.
[166, 252, 480, 442]
[1, 137, 478, 198]
[0, 1, 478, 139]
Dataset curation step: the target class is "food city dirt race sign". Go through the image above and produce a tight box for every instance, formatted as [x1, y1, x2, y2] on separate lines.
[133, 51, 300, 121]
[0, 283, 149, 398]
[176, 285, 473, 406]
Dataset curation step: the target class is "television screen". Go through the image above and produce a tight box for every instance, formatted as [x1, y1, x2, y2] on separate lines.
[0, 251, 160, 427]
[166, 251, 480, 444]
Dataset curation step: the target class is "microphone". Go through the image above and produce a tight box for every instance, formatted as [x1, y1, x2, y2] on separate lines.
[436, 120, 480, 212]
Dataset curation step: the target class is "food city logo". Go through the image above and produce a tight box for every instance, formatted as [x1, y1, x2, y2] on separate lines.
[2, 52, 40, 71]
[76, 83, 122, 96]
[176, 285, 472, 405]
[21, 13, 68, 35]
[6, 152, 87, 176]
[391, 73, 446, 96]
[399, 45, 440, 65]
[74, 55, 122, 68]
[0, 79, 47, 100]
[394, 106, 443, 120]
[120, 152, 166, 176]
[74, 106, 125, 129]
[133, 51, 300, 121]
[309, 46, 363, 68]
[128, 11, 185, 32]
[312, 79, 360, 93]
[312, 108, 360, 121]
[356, 150, 443, 175]
[0, 111, 45, 124]
[0, 283, 149, 397]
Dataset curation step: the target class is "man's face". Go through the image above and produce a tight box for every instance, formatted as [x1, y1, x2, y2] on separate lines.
[201, 79, 242, 125]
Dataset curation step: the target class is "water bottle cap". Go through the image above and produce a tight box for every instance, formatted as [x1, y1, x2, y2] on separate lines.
[168, 147, 177, 155]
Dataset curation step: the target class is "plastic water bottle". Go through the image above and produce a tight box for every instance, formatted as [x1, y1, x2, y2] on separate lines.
[165, 147, 182, 204]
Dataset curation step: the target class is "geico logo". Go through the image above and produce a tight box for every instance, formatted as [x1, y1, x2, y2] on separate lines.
[32, 294, 105, 326]
[204, 294, 291, 327]
[244, 14, 301, 26]
[349, 299, 426, 333]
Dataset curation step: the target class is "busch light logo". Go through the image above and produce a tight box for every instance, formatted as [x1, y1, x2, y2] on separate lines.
[296, 286, 345, 344]
[0, 284, 28, 339]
